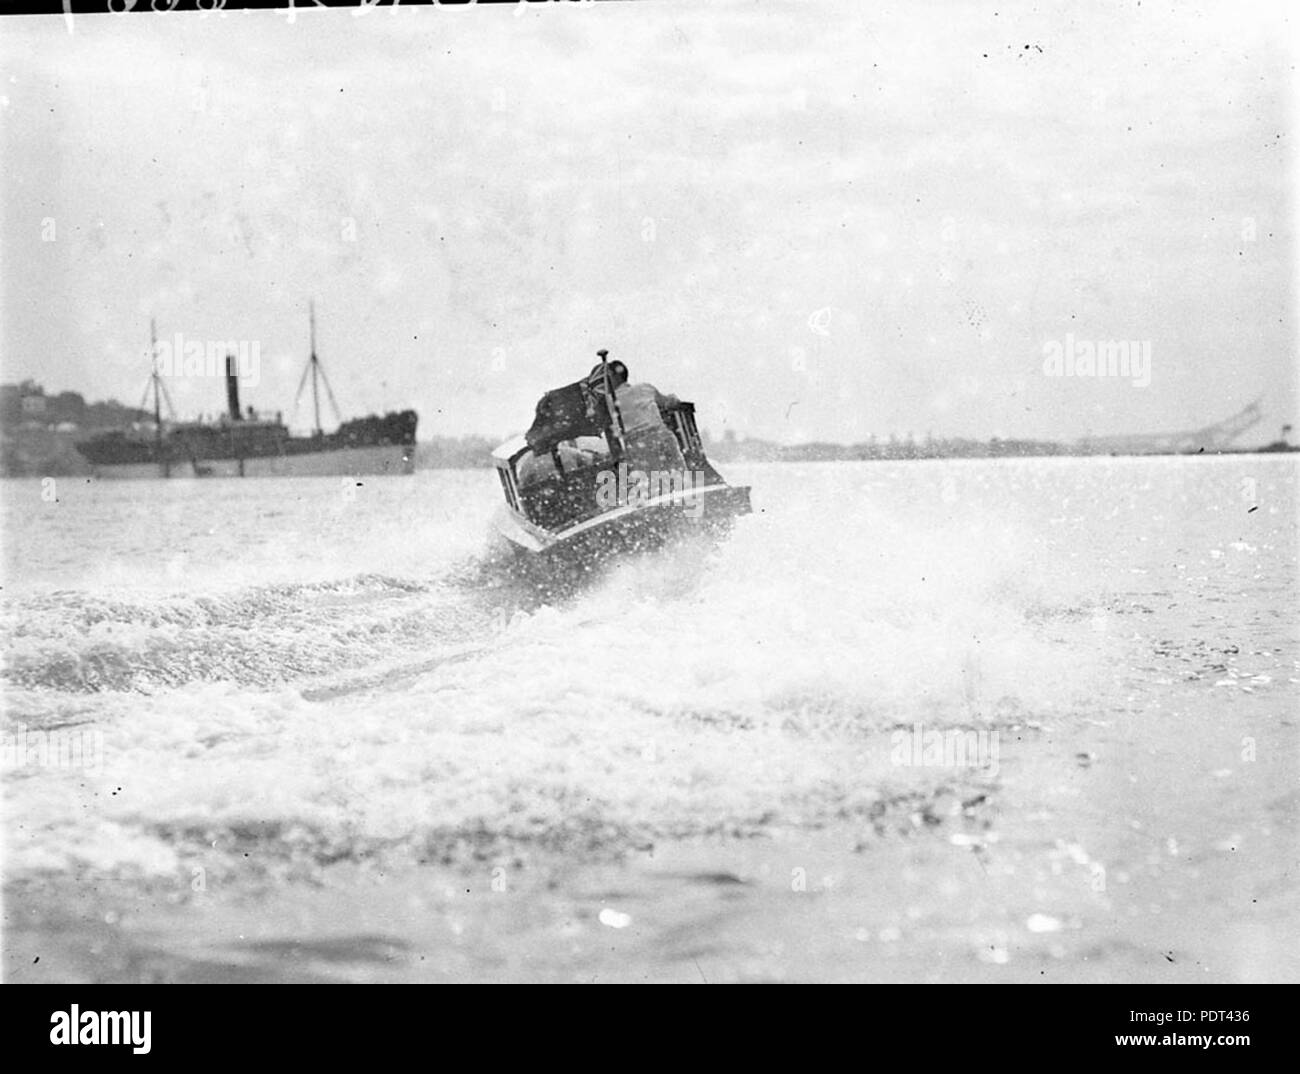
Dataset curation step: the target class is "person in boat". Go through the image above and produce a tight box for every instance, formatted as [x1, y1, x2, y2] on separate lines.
[572, 435, 610, 461]
[587, 360, 686, 473]
[517, 439, 593, 488]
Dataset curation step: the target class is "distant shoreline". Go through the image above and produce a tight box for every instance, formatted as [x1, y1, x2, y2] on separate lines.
[703, 440, 1298, 466]
[1, 424, 1293, 479]
[2, 379, 1294, 478]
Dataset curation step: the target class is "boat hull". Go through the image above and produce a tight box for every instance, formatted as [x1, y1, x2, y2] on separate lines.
[494, 482, 751, 558]
[86, 443, 415, 480]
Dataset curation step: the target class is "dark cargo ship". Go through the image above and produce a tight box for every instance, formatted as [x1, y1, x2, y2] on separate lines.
[76, 308, 417, 479]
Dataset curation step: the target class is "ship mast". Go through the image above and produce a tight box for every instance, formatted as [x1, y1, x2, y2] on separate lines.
[310, 300, 321, 436]
[294, 299, 343, 437]
[146, 317, 178, 477]
[150, 318, 161, 452]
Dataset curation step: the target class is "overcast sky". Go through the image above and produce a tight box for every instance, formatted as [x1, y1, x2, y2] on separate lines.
[1, 1, 1295, 445]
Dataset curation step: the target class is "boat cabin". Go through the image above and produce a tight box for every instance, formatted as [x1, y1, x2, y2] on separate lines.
[493, 389, 717, 535]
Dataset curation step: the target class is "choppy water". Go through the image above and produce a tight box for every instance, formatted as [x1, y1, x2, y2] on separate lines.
[2, 458, 1296, 980]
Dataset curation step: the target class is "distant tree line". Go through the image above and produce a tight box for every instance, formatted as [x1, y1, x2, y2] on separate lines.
[0, 380, 153, 476]
[0, 379, 150, 431]
[704, 431, 1068, 462]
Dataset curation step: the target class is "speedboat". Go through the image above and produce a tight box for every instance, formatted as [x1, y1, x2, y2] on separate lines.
[491, 361, 751, 564]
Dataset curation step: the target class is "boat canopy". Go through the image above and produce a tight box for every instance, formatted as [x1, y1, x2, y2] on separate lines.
[525, 379, 609, 454]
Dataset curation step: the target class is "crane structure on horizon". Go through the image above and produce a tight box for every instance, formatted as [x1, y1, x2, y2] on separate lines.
[1076, 399, 1264, 455]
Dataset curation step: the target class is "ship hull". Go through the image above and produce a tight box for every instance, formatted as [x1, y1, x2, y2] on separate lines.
[86, 443, 414, 480]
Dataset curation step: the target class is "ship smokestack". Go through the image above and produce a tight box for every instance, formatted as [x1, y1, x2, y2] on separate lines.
[225, 352, 242, 421]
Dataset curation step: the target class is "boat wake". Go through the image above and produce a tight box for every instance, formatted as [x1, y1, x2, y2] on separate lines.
[1, 574, 477, 695]
[3, 470, 1123, 887]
